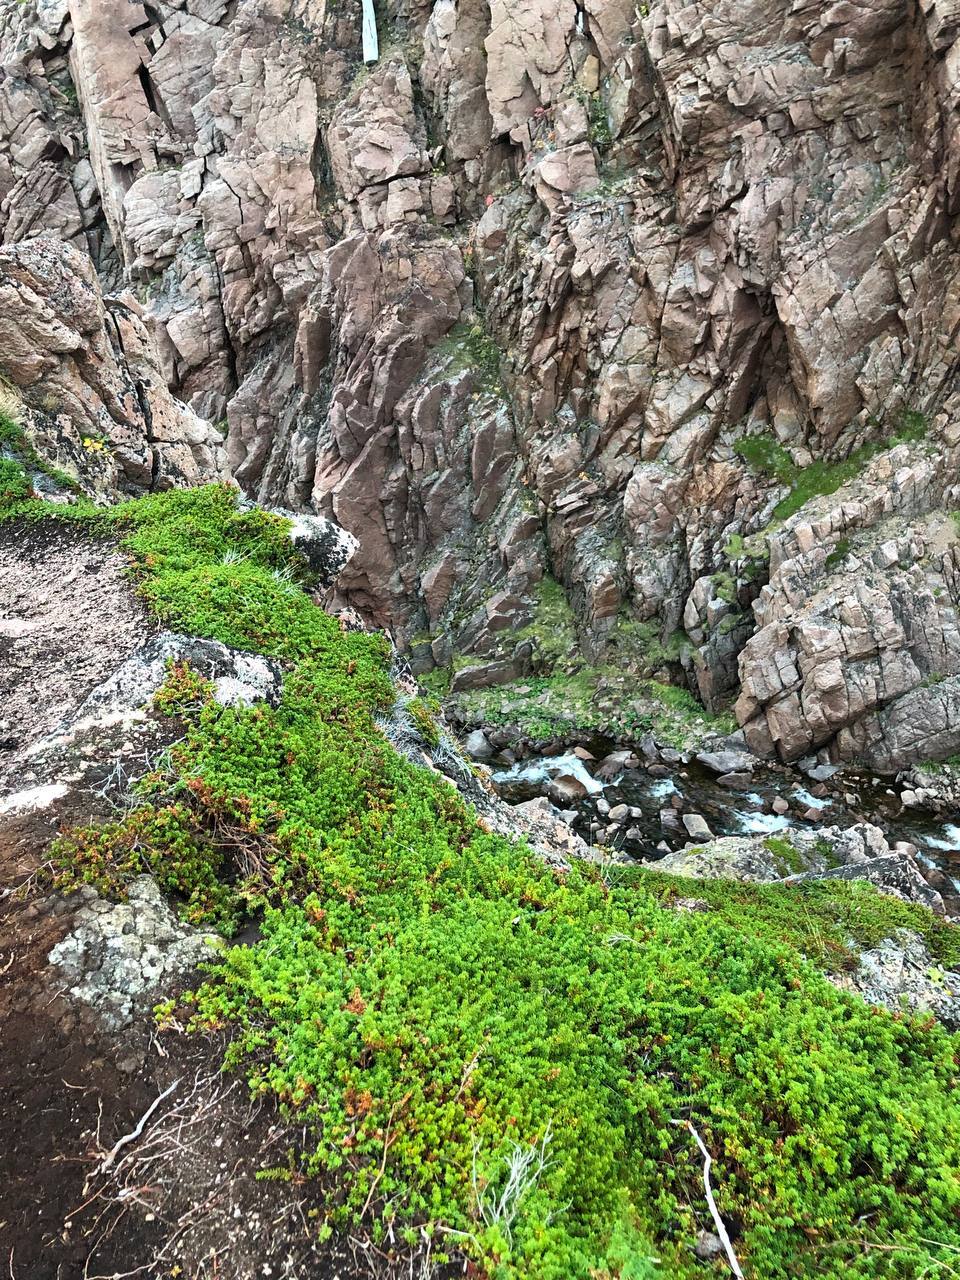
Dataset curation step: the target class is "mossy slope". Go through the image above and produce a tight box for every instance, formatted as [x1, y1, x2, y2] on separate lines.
[7, 484, 960, 1280]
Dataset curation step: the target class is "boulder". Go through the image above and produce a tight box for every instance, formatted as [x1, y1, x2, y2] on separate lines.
[463, 729, 494, 761]
[681, 813, 713, 841]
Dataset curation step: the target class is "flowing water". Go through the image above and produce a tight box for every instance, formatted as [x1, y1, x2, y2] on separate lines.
[491, 745, 960, 881]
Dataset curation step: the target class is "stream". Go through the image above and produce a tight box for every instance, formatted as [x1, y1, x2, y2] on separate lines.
[489, 741, 960, 883]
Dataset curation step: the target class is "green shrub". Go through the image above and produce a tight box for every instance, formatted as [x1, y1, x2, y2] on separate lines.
[23, 483, 960, 1280]
[0, 457, 30, 508]
[407, 695, 441, 746]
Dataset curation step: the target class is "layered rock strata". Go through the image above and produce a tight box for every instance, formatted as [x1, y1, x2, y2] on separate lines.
[2, 0, 960, 765]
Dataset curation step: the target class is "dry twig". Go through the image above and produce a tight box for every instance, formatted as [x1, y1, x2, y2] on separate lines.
[672, 1119, 744, 1279]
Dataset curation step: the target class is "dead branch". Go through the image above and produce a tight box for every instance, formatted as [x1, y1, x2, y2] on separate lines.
[98, 1079, 180, 1173]
[672, 1119, 744, 1279]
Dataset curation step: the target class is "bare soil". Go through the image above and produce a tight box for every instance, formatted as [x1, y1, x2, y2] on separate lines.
[0, 519, 153, 789]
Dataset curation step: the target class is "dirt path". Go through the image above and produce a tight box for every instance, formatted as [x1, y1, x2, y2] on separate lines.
[0, 525, 441, 1279]
[0, 520, 152, 791]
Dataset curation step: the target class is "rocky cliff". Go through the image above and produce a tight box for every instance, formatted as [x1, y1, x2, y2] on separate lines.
[2, 0, 960, 768]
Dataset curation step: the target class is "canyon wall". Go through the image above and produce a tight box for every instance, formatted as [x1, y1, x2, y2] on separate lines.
[2, 0, 960, 766]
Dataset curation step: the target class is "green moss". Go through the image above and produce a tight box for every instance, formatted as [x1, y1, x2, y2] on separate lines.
[436, 319, 502, 391]
[735, 412, 930, 521]
[608, 616, 688, 673]
[763, 834, 805, 875]
[513, 575, 579, 669]
[19, 482, 960, 1280]
[641, 870, 960, 971]
[0, 406, 82, 500]
[711, 569, 738, 605]
[825, 537, 852, 571]
[454, 669, 734, 747]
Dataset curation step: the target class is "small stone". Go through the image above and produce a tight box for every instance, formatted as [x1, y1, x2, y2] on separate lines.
[694, 1230, 725, 1261]
[682, 813, 713, 840]
[608, 803, 630, 823]
[772, 796, 790, 815]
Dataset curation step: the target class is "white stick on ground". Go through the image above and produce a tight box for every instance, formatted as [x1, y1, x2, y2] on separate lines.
[98, 1079, 180, 1173]
[672, 1119, 745, 1279]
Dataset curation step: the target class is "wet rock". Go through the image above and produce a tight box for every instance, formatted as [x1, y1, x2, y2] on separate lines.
[716, 771, 753, 790]
[696, 749, 756, 775]
[660, 808, 683, 837]
[772, 796, 790, 815]
[548, 774, 589, 804]
[596, 750, 640, 780]
[682, 813, 713, 841]
[804, 762, 841, 783]
[608, 803, 630, 823]
[926, 871, 960, 917]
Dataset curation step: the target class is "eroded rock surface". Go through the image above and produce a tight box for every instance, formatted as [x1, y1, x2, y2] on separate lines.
[834, 930, 960, 1029]
[47, 876, 216, 1031]
[2, 0, 960, 766]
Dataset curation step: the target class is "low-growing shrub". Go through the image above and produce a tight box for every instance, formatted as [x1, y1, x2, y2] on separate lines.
[20, 483, 960, 1279]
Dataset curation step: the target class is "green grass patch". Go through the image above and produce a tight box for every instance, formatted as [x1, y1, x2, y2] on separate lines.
[735, 412, 929, 521]
[0, 406, 81, 502]
[435, 320, 502, 391]
[15, 482, 960, 1280]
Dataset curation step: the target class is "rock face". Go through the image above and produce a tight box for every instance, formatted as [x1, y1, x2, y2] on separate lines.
[3, 0, 960, 766]
[0, 238, 229, 495]
[735, 450, 960, 767]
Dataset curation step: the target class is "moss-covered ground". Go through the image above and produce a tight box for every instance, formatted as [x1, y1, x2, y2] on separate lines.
[5, 481, 960, 1279]
[434, 578, 733, 747]
[449, 670, 735, 748]
[734, 412, 929, 522]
